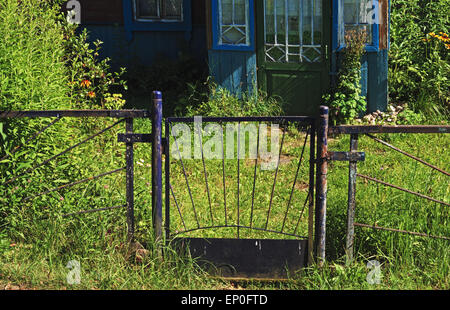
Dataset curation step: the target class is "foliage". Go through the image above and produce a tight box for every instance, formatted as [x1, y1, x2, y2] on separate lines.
[124, 54, 208, 116]
[0, 0, 127, 237]
[62, 23, 127, 110]
[186, 81, 284, 117]
[324, 29, 367, 125]
[389, 0, 449, 118]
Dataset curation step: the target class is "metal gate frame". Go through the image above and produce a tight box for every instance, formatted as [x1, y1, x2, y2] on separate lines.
[161, 114, 319, 279]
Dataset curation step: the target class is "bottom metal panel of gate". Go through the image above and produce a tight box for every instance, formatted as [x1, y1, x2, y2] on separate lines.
[173, 238, 308, 280]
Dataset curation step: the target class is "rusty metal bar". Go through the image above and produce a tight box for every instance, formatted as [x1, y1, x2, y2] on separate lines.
[315, 106, 329, 265]
[0, 110, 150, 119]
[117, 133, 152, 143]
[357, 173, 450, 207]
[329, 125, 450, 134]
[346, 134, 359, 264]
[125, 118, 134, 242]
[365, 133, 450, 177]
[354, 222, 450, 241]
[23, 167, 126, 202]
[0, 116, 62, 163]
[2, 119, 125, 186]
[308, 123, 316, 265]
[327, 151, 365, 162]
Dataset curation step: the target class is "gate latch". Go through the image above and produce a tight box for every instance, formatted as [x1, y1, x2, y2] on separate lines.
[326, 151, 365, 162]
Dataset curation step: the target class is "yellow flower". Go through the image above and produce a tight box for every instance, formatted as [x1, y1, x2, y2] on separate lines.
[87, 91, 96, 98]
[80, 79, 91, 88]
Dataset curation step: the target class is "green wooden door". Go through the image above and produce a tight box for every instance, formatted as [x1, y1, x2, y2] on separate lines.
[256, 0, 331, 116]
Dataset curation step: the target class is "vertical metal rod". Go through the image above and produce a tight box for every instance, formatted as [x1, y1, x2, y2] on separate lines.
[165, 120, 171, 241]
[281, 124, 308, 232]
[237, 122, 241, 239]
[285, 0, 289, 62]
[265, 121, 286, 230]
[250, 122, 260, 228]
[346, 133, 359, 264]
[170, 122, 200, 228]
[196, 120, 214, 226]
[152, 91, 163, 242]
[126, 118, 134, 242]
[315, 106, 328, 266]
[308, 122, 316, 265]
[221, 121, 228, 226]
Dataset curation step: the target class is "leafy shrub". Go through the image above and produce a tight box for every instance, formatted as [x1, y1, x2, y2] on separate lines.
[63, 24, 127, 110]
[186, 82, 284, 117]
[324, 29, 367, 125]
[389, 0, 449, 118]
[0, 0, 127, 238]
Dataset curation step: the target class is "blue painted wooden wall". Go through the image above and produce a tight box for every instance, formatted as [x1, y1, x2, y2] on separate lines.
[208, 50, 257, 97]
[83, 24, 208, 71]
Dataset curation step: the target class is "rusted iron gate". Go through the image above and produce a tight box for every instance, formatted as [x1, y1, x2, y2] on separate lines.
[327, 122, 450, 263]
[0, 91, 163, 242]
[164, 114, 318, 279]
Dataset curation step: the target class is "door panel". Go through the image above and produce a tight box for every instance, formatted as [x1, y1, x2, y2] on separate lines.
[257, 0, 331, 116]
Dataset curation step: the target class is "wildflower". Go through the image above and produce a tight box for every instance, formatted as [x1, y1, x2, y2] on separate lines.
[87, 91, 96, 98]
[80, 79, 91, 88]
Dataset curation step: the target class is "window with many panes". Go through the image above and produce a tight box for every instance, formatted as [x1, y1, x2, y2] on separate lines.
[134, 0, 183, 22]
[338, 0, 379, 50]
[212, 0, 254, 50]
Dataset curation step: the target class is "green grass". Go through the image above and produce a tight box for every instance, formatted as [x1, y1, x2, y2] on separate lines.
[1, 120, 449, 290]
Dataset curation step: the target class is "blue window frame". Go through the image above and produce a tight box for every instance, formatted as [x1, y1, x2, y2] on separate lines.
[333, 0, 379, 52]
[123, 0, 192, 41]
[212, 0, 255, 51]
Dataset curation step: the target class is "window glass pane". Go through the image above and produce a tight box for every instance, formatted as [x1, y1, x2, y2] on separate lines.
[163, 0, 182, 19]
[342, 0, 373, 45]
[137, 0, 158, 18]
[218, 0, 249, 46]
[264, 0, 322, 63]
[221, 0, 233, 24]
[234, 0, 246, 25]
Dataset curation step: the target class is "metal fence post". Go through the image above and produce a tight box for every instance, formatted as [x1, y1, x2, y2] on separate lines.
[152, 91, 163, 242]
[315, 106, 328, 266]
[126, 118, 134, 242]
[346, 133, 358, 264]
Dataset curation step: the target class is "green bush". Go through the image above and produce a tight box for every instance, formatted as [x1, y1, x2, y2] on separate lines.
[0, 0, 127, 239]
[389, 0, 449, 118]
[186, 81, 284, 117]
[324, 29, 367, 125]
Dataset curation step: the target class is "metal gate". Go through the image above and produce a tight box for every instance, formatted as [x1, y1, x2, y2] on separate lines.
[163, 115, 317, 279]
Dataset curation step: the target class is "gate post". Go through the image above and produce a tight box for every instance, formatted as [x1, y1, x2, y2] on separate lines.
[346, 133, 358, 264]
[315, 106, 328, 266]
[152, 91, 163, 242]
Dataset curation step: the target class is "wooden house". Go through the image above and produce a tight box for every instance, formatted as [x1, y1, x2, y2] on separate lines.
[66, 0, 390, 116]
